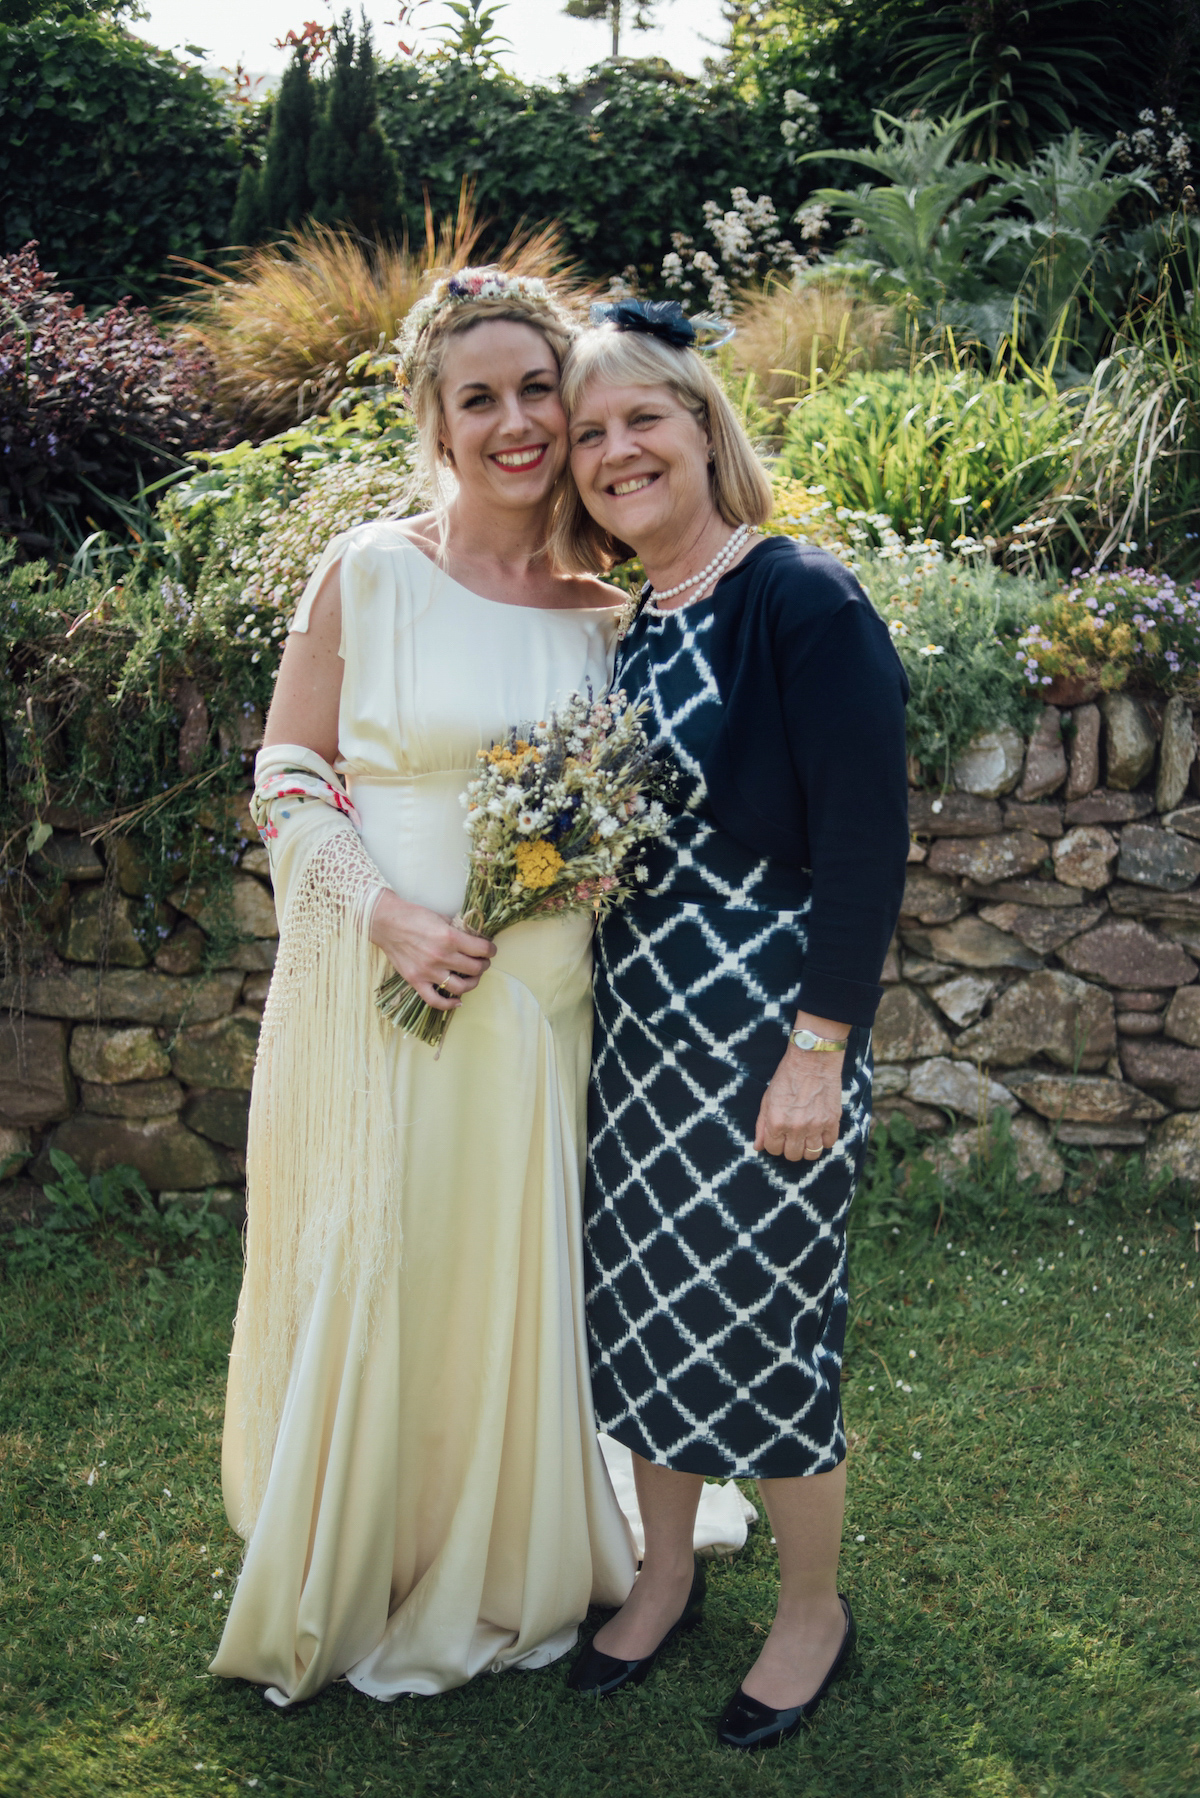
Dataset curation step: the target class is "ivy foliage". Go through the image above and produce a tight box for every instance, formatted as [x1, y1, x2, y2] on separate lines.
[0, 17, 245, 308]
[374, 56, 802, 281]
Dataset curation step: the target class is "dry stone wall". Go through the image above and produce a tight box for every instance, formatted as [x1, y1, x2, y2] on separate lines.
[8, 690, 1200, 1218]
[0, 792, 273, 1227]
[879, 694, 1200, 1193]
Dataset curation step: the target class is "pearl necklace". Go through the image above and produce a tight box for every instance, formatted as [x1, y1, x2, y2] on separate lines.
[646, 523, 751, 611]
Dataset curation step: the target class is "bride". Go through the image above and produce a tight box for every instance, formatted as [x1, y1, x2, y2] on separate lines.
[209, 270, 639, 1705]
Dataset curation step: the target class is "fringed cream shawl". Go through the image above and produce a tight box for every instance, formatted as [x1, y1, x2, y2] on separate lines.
[234, 741, 398, 1534]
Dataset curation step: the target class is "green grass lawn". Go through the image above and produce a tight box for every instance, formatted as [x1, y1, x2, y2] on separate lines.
[1, 1149, 1198, 1798]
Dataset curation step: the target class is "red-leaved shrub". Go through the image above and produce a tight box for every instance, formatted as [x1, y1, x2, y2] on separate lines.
[0, 244, 222, 556]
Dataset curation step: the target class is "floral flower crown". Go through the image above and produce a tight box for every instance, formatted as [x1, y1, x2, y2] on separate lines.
[394, 268, 558, 395]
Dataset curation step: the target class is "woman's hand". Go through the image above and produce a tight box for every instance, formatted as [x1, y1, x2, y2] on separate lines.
[754, 1016, 850, 1161]
[368, 889, 496, 1012]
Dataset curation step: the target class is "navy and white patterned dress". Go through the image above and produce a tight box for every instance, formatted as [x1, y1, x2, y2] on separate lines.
[584, 592, 873, 1481]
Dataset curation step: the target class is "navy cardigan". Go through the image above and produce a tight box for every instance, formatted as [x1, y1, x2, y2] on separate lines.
[694, 537, 910, 1028]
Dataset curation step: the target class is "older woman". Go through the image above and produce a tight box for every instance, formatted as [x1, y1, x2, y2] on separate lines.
[554, 304, 909, 1751]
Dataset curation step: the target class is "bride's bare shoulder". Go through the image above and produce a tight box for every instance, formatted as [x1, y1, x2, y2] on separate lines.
[554, 572, 629, 611]
[388, 512, 439, 554]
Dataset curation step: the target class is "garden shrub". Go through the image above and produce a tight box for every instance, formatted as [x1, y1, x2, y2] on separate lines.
[0, 246, 220, 559]
[1015, 567, 1200, 695]
[778, 364, 1079, 550]
[0, 18, 245, 309]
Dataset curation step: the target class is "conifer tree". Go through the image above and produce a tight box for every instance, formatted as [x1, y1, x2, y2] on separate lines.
[308, 12, 400, 236]
[260, 46, 316, 231]
[229, 163, 266, 246]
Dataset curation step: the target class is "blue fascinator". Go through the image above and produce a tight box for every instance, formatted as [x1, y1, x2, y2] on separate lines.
[589, 299, 735, 349]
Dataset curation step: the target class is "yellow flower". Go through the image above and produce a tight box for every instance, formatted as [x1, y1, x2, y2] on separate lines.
[514, 839, 565, 889]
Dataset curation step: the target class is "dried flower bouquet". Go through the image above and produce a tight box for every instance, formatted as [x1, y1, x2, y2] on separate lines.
[376, 688, 671, 1050]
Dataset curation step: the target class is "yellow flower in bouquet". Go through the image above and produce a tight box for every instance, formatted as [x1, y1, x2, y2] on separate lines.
[376, 689, 672, 1049]
[514, 839, 565, 889]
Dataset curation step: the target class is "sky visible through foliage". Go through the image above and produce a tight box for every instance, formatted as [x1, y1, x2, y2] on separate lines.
[136, 0, 728, 84]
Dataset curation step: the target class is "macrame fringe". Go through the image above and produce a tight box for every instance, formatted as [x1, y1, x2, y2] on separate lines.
[235, 828, 398, 1534]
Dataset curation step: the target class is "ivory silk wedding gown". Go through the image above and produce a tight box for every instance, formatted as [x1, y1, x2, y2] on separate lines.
[210, 524, 754, 1706]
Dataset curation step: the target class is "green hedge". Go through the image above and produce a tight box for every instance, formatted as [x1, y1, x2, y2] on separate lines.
[0, 19, 245, 307]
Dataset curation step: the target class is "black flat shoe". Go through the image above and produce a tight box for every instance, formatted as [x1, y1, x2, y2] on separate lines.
[716, 1594, 856, 1752]
[567, 1559, 705, 1698]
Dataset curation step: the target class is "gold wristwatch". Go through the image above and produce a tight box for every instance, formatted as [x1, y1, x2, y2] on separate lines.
[790, 1028, 849, 1053]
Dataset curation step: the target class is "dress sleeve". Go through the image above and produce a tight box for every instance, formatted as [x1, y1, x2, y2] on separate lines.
[782, 595, 910, 1027]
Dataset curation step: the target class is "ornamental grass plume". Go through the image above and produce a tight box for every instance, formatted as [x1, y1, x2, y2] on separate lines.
[172, 192, 571, 441]
[377, 691, 672, 1051]
[728, 275, 894, 411]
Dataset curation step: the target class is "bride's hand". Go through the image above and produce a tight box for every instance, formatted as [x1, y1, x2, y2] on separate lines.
[368, 889, 496, 1011]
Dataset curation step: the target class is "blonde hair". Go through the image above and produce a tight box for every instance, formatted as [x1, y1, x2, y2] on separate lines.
[551, 324, 775, 573]
[401, 274, 578, 509]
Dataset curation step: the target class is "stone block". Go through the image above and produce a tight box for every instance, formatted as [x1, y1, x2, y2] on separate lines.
[907, 840, 927, 863]
[961, 876, 1086, 908]
[1117, 823, 1200, 892]
[1057, 919, 1197, 989]
[927, 972, 998, 1027]
[1156, 695, 1195, 811]
[1010, 1113, 1065, 1193]
[1117, 1013, 1163, 1036]
[873, 1065, 909, 1097]
[0, 969, 243, 1026]
[906, 1057, 1017, 1118]
[81, 1077, 184, 1118]
[880, 941, 901, 983]
[32, 1115, 237, 1192]
[169, 1012, 260, 1090]
[1162, 803, 1200, 841]
[219, 703, 264, 756]
[1016, 706, 1067, 801]
[1053, 1122, 1147, 1147]
[1065, 703, 1101, 800]
[951, 727, 1025, 798]
[951, 970, 1115, 1071]
[1145, 1113, 1200, 1189]
[900, 953, 955, 985]
[1001, 801, 1063, 838]
[918, 915, 1043, 971]
[69, 1025, 169, 1084]
[32, 833, 103, 882]
[182, 1089, 251, 1150]
[0, 1126, 33, 1173]
[1101, 693, 1156, 790]
[240, 846, 271, 879]
[169, 874, 278, 941]
[214, 939, 277, 973]
[1119, 1037, 1200, 1108]
[160, 1186, 246, 1226]
[1063, 789, 1154, 827]
[1164, 986, 1200, 1048]
[196, 791, 256, 842]
[908, 793, 1002, 837]
[1114, 990, 1164, 1011]
[241, 972, 272, 1009]
[1052, 826, 1118, 890]
[59, 888, 149, 968]
[155, 923, 206, 977]
[0, 1016, 73, 1128]
[874, 1097, 948, 1134]
[1003, 1069, 1166, 1125]
[927, 831, 1046, 886]
[900, 867, 967, 924]
[976, 900, 1104, 956]
[871, 985, 953, 1061]
[111, 836, 154, 898]
[1107, 883, 1200, 923]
